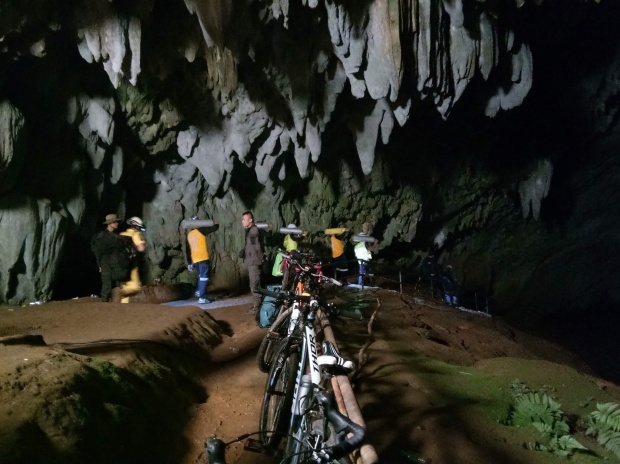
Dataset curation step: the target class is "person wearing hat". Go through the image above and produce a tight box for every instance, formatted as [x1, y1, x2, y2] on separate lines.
[119, 217, 147, 303]
[282, 223, 307, 253]
[273, 223, 307, 288]
[91, 214, 133, 302]
[185, 215, 219, 304]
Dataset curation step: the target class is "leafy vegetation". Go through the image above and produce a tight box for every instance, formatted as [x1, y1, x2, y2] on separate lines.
[505, 380, 589, 458]
[586, 402, 620, 458]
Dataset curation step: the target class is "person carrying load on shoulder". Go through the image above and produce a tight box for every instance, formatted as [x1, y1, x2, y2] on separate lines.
[185, 215, 219, 304]
[119, 216, 147, 303]
[283, 223, 307, 252]
[273, 223, 307, 278]
[325, 227, 349, 283]
[353, 232, 377, 286]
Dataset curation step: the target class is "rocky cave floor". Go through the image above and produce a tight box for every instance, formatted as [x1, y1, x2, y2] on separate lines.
[1, 284, 620, 464]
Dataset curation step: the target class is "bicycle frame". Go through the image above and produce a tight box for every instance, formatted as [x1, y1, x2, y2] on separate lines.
[290, 302, 322, 416]
[284, 300, 328, 462]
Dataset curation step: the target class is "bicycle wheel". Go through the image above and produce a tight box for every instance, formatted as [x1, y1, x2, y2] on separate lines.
[256, 306, 291, 373]
[282, 266, 293, 292]
[259, 338, 299, 450]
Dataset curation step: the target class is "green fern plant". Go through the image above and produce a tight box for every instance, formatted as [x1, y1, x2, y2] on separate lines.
[505, 385, 589, 458]
[510, 392, 569, 436]
[586, 402, 620, 458]
[531, 435, 589, 458]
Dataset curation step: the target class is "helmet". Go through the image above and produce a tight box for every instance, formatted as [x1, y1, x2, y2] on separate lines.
[127, 216, 145, 231]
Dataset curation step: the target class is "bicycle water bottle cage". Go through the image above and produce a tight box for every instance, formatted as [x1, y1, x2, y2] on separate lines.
[318, 341, 354, 372]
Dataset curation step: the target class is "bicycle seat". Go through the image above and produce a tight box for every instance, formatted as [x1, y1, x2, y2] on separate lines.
[318, 341, 354, 372]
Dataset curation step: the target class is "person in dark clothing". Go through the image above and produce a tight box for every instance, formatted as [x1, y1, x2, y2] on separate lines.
[441, 265, 458, 305]
[240, 211, 264, 313]
[421, 251, 443, 299]
[91, 214, 132, 302]
[185, 216, 219, 304]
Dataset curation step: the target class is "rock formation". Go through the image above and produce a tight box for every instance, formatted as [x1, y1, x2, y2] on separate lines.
[0, 0, 618, 326]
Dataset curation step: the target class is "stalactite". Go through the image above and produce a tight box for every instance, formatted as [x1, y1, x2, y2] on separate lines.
[204, 46, 238, 95]
[74, 0, 152, 89]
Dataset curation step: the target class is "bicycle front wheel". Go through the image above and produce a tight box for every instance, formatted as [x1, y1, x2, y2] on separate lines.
[259, 338, 299, 451]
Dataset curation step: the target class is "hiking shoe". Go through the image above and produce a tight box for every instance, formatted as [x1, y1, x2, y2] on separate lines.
[198, 298, 211, 304]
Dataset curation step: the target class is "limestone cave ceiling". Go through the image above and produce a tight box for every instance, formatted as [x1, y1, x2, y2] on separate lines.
[0, 0, 618, 325]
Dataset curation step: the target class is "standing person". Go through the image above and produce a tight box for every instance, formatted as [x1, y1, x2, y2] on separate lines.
[441, 265, 459, 306]
[240, 211, 264, 313]
[119, 216, 147, 303]
[185, 216, 219, 304]
[278, 223, 307, 289]
[330, 228, 349, 283]
[282, 223, 306, 253]
[91, 214, 131, 302]
[354, 232, 375, 286]
[421, 250, 443, 299]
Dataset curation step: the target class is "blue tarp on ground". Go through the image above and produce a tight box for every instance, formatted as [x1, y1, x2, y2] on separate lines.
[163, 294, 253, 310]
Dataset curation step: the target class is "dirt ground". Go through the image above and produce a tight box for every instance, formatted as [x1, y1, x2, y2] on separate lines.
[1, 285, 620, 464]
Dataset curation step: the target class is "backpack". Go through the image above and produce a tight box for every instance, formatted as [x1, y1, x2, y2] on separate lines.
[256, 284, 282, 328]
[117, 235, 138, 270]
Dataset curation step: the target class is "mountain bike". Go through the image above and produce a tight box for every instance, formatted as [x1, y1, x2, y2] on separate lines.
[205, 330, 364, 463]
[256, 253, 342, 373]
[258, 297, 365, 462]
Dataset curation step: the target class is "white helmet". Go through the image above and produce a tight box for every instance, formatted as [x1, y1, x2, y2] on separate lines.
[127, 216, 145, 231]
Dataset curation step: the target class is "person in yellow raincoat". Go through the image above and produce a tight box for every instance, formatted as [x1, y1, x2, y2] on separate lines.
[272, 223, 307, 291]
[119, 216, 146, 303]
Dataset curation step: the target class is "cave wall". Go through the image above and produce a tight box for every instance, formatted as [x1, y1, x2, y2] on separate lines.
[1, 0, 617, 323]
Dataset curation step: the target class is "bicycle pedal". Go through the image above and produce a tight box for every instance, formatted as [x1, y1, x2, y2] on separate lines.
[244, 438, 266, 454]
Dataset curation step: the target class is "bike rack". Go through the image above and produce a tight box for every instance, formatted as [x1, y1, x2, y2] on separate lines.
[317, 309, 379, 464]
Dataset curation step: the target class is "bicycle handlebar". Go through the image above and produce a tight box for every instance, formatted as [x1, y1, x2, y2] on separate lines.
[278, 251, 343, 286]
[318, 391, 366, 461]
[205, 436, 226, 464]
[258, 287, 312, 302]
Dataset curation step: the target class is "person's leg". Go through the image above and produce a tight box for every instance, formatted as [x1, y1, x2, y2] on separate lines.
[100, 267, 112, 302]
[358, 261, 366, 286]
[248, 264, 262, 312]
[335, 254, 349, 283]
[120, 266, 141, 302]
[197, 261, 209, 297]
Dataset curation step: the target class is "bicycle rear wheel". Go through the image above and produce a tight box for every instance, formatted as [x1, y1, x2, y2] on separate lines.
[256, 307, 290, 373]
[259, 338, 299, 451]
